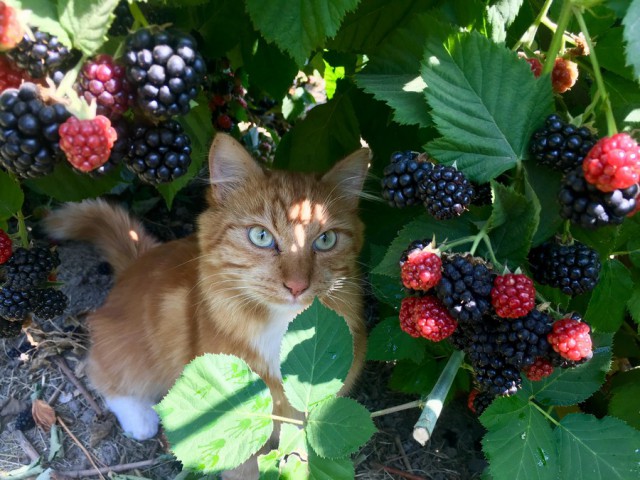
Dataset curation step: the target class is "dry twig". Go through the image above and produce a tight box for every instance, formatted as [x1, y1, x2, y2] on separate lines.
[13, 430, 39, 462]
[54, 458, 167, 478]
[53, 356, 103, 416]
[57, 416, 106, 480]
[372, 462, 429, 480]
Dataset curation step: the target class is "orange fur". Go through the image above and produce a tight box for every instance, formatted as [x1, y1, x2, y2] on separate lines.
[45, 133, 370, 434]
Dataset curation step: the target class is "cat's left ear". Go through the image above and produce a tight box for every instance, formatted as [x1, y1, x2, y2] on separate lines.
[321, 148, 371, 208]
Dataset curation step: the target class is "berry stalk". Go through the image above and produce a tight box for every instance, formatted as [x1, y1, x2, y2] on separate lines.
[512, 0, 554, 51]
[571, 7, 618, 136]
[15, 209, 28, 249]
[541, 1, 573, 76]
[412, 349, 464, 445]
[129, 1, 149, 28]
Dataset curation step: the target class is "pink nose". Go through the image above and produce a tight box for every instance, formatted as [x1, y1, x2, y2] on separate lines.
[283, 279, 309, 297]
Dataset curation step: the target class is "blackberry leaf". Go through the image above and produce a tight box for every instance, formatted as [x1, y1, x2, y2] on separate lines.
[59, 0, 121, 56]
[584, 259, 633, 333]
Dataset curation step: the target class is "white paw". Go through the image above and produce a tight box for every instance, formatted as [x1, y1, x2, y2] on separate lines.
[105, 396, 159, 440]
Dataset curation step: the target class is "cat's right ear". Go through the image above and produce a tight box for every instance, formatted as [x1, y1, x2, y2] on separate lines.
[208, 132, 264, 203]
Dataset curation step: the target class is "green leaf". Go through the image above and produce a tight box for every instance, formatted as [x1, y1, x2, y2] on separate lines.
[626, 285, 640, 324]
[609, 382, 640, 429]
[281, 298, 353, 412]
[274, 92, 361, 173]
[24, 163, 121, 202]
[244, 39, 299, 100]
[596, 27, 636, 80]
[155, 354, 273, 473]
[324, 61, 345, 101]
[481, 395, 559, 480]
[257, 450, 281, 480]
[622, 0, 640, 80]
[389, 357, 439, 394]
[486, 0, 525, 43]
[6, 0, 71, 46]
[308, 449, 355, 480]
[306, 397, 375, 459]
[245, 0, 361, 65]
[523, 164, 563, 247]
[48, 425, 63, 462]
[584, 259, 634, 332]
[422, 31, 554, 182]
[366, 317, 425, 363]
[556, 414, 640, 480]
[372, 215, 477, 278]
[156, 98, 212, 209]
[0, 170, 24, 221]
[58, 0, 120, 56]
[197, 0, 256, 59]
[485, 182, 539, 268]
[279, 423, 307, 456]
[522, 333, 612, 406]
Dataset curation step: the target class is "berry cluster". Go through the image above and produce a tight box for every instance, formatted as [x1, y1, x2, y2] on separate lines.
[396, 238, 594, 411]
[0, 229, 68, 336]
[208, 58, 249, 133]
[381, 151, 475, 219]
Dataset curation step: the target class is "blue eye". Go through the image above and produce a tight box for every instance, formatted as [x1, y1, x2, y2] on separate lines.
[248, 226, 275, 248]
[313, 230, 337, 251]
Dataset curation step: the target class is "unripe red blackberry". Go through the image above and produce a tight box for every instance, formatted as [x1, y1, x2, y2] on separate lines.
[7, 28, 75, 79]
[0, 2, 24, 51]
[0, 55, 32, 90]
[551, 58, 578, 93]
[0, 228, 11, 264]
[468, 389, 495, 415]
[523, 357, 554, 381]
[547, 316, 593, 362]
[582, 133, 640, 192]
[88, 119, 130, 177]
[399, 240, 442, 292]
[490, 273, 536, 319]
[411, 295, 457, 342]
[76, 54, 133, 118]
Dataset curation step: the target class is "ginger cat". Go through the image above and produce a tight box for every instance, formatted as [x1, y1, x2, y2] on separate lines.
[44, 133, 370, 458]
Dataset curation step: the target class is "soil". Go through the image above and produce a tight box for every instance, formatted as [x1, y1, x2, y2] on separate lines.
[0, 201, 487, 480]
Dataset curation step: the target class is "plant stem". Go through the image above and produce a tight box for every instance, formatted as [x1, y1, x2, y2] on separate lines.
[572, 7, 618, 136]
[470, 224, 489, 256]
[481, 235, 501, 269]
[412, 350, 465, 445]
[129, 1, 149, 28]
[440, 235, 476, 252]
[530, 400, 561, 427]
[15, 210, 29, 248]
[541, 1, 574, 76]
[270, 414, 304, 426]
[512, 0, 554, 51]
[370, 400, 422, 418]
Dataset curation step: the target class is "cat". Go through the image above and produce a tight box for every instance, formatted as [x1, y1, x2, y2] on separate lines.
[44, 132, 370, 474]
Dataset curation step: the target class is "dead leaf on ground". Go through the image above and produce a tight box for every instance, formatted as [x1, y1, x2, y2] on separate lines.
[33, 399, 56, 432]
[90, 413, 115, 447]
[0, 397, 26, 417]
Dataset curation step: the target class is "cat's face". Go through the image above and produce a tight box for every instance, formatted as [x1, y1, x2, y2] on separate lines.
[197, 134, 370, 312]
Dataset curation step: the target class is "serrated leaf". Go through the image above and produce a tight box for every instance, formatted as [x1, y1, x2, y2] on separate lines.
[481, 395, 558, 480]
[485, 182, 539, 268]
[422, 31, 554, 182]
[274, 92, 361, 173]
[281, 298, 353, 412]
[556, 414, 640, 480]
[389, 357, 439, 394]
[523, 164, 563, 246]
[622, 0, 640, 80]
[584, 259, 633, 332]
[596, 27, 636, 80]
[308, 449, 355, 480]
[244, 39, 299, 100]
[257, 450, 281, 480]
[58, 0, 120, 56]
[609, 383, 640, 429]
[155, 354, 273, 473]
[279, 423, 307, 456]
[306, 397, 375, 459]
[486, 0, 525, 43]
[366, 317, 425, 363]
[522, 334, 612, 406]
[245, 0, 361, 65]
[0, 170, 24, 220]
[372, 215, 477, 278]
[6, 0, 71, 46]
[626, 285, 640, 324]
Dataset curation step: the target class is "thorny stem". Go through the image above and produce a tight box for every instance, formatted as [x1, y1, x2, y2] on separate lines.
[572, 7, 618, 136]
[512, 0, 554, 51]
[541, 0, 574, 76]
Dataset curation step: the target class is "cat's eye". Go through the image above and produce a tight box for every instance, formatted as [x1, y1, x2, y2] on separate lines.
[248, 226, 275, 249]
[313, 230, 337, 251]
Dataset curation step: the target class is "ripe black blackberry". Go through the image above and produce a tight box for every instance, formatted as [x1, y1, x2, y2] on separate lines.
[530, 114, 597, 173]
[0, 82, 71, 178]
[3, 247, 60, 291]
[417, 164, 474, 220]
[123, 28, 206, 120]
[528, 238, 601, 296]
[435, 253, 494, 324]
[31, 288, 68, 320]
[7, 28, 75, 79]
[0, 287, 31, 320]
[124, 119, 192, 184]
[472, 390, 495, 415]
[381, 151, 433, 208]
[0, 316, 23, 338]
[89, 119, 130, 177]
[14, 407, 35, 431]
[470, 182, 492, 206]
[494, 309, 553, 370]
[108, 0, 134, 36]
[558, 167, 637, 229]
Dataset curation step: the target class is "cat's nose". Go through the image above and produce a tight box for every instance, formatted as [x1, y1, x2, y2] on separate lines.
[283, 279, 309, 298]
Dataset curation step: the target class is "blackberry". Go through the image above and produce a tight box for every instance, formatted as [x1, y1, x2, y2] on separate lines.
[558, 167, 637, 229]
[108, 0, 134, 36]
[0, 287, 30, 320]
[7, 28, 75, 79]
[30, 288, 68, 320]
[528, 239, 601, 296]
[124, 119, 192, 184]
[14, 407, 35, 431]
[88, 119, 130, 177]
[493, 310, 552, 370]
[435, 253, 494, 324]
[3, 247, 59, 290]
[472, 390, 495, 415]
[470, 182, 492, 206]
[417, 164, 474, 220]
[76, 54, 133, 118]
[529, 114, 597, 173]
[0, 316, 23, 338]
[123, 28, 206, 120]
[380, 151, 433, 207]
[0, 82, 71, 178]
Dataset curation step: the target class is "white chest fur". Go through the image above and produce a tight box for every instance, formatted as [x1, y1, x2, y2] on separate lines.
[250, 304, 303, 379]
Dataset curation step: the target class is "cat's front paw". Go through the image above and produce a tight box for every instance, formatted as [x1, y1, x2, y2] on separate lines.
[105, 396, 159, 441]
